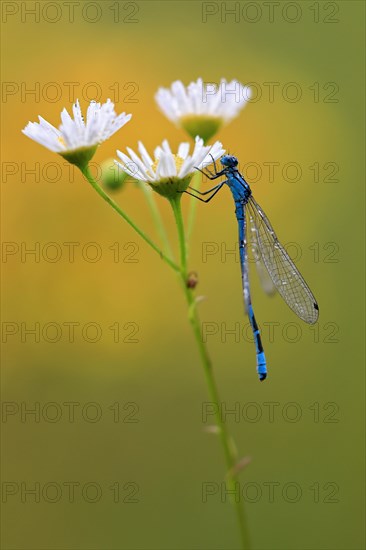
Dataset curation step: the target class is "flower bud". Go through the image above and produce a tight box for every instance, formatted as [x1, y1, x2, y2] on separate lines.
[100, 159, 128, 191]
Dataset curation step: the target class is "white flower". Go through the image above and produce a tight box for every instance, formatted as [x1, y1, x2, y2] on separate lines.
[155, 78, 251, 141]
[22, 99, 132, 168]
[115, 137, 225, 198]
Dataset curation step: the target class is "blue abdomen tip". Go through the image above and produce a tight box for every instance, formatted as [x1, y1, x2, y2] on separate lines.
[256, 352, 267, 381]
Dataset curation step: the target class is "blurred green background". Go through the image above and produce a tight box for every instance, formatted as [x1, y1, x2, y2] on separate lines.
[1, 1, 365, 549]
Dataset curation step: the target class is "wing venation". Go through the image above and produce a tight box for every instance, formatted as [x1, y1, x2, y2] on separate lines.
[247, 197, 319, 324]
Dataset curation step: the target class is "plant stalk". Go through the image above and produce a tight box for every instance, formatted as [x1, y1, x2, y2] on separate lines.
[136, 180, 174, 260]
[169, 195, 251, 550]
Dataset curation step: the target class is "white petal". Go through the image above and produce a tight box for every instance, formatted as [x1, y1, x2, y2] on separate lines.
[154, 146, 163, 160]
[193, 146, 211, 169]
[177, 142, 189, 159]
[192, 136, 205, 158]
[161, 140, 172, 154]
[116, 150, 144, 180]
[171, 80, 190, 116]
[197, 141, 225, 170]
[72, 99, 84, 128]
[104, 112, 132, 140]
[22, 122, 63, 152]
[156, 152, 176, 178]
[137, 142, 155, 178]
[126, 146, 152, 180]
[155, 89, 178, 122]
[178, 155, 194, 179]
[138, 141, 154, 166]
[38, 116, 62, 137]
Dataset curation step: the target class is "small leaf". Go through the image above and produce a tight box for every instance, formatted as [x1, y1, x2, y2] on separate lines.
[227, 456, 252, 479]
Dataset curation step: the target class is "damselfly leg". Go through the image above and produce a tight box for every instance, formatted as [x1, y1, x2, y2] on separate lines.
[187, 183, 222, 195]
[194, 166, 226, 180]
[183, 182, 225, 203]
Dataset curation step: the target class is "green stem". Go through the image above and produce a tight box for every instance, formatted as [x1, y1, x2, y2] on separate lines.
[136, 180, 174, 260]
[186, 170, 201, 242]
[170, 195, 251, 550]
[82, 165, 180, 273]
[169, 197, 187, 275]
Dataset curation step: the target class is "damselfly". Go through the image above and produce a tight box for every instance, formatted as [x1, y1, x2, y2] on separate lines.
[185, 155, 319, 381]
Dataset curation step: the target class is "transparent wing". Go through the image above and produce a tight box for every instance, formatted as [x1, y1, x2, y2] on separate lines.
[248, 209, 276, 296]
[247, 197, 319, 324]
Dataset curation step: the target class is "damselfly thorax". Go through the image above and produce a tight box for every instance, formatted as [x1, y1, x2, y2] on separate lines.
[225, 171, 252, 204]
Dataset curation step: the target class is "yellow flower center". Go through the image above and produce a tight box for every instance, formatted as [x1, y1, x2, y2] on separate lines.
[152, 154, 185, 174]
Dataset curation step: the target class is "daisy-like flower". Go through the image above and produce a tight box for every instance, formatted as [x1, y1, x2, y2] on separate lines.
[22, 99, 132, 170]
[115, 137, 225, 199]
[155, 78, 251, 142]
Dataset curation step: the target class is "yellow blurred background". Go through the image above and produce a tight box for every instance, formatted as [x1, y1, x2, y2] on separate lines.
[1, 1, 365, 549]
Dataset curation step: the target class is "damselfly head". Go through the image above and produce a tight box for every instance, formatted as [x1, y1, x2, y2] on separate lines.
[220, 155, 238, 168]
